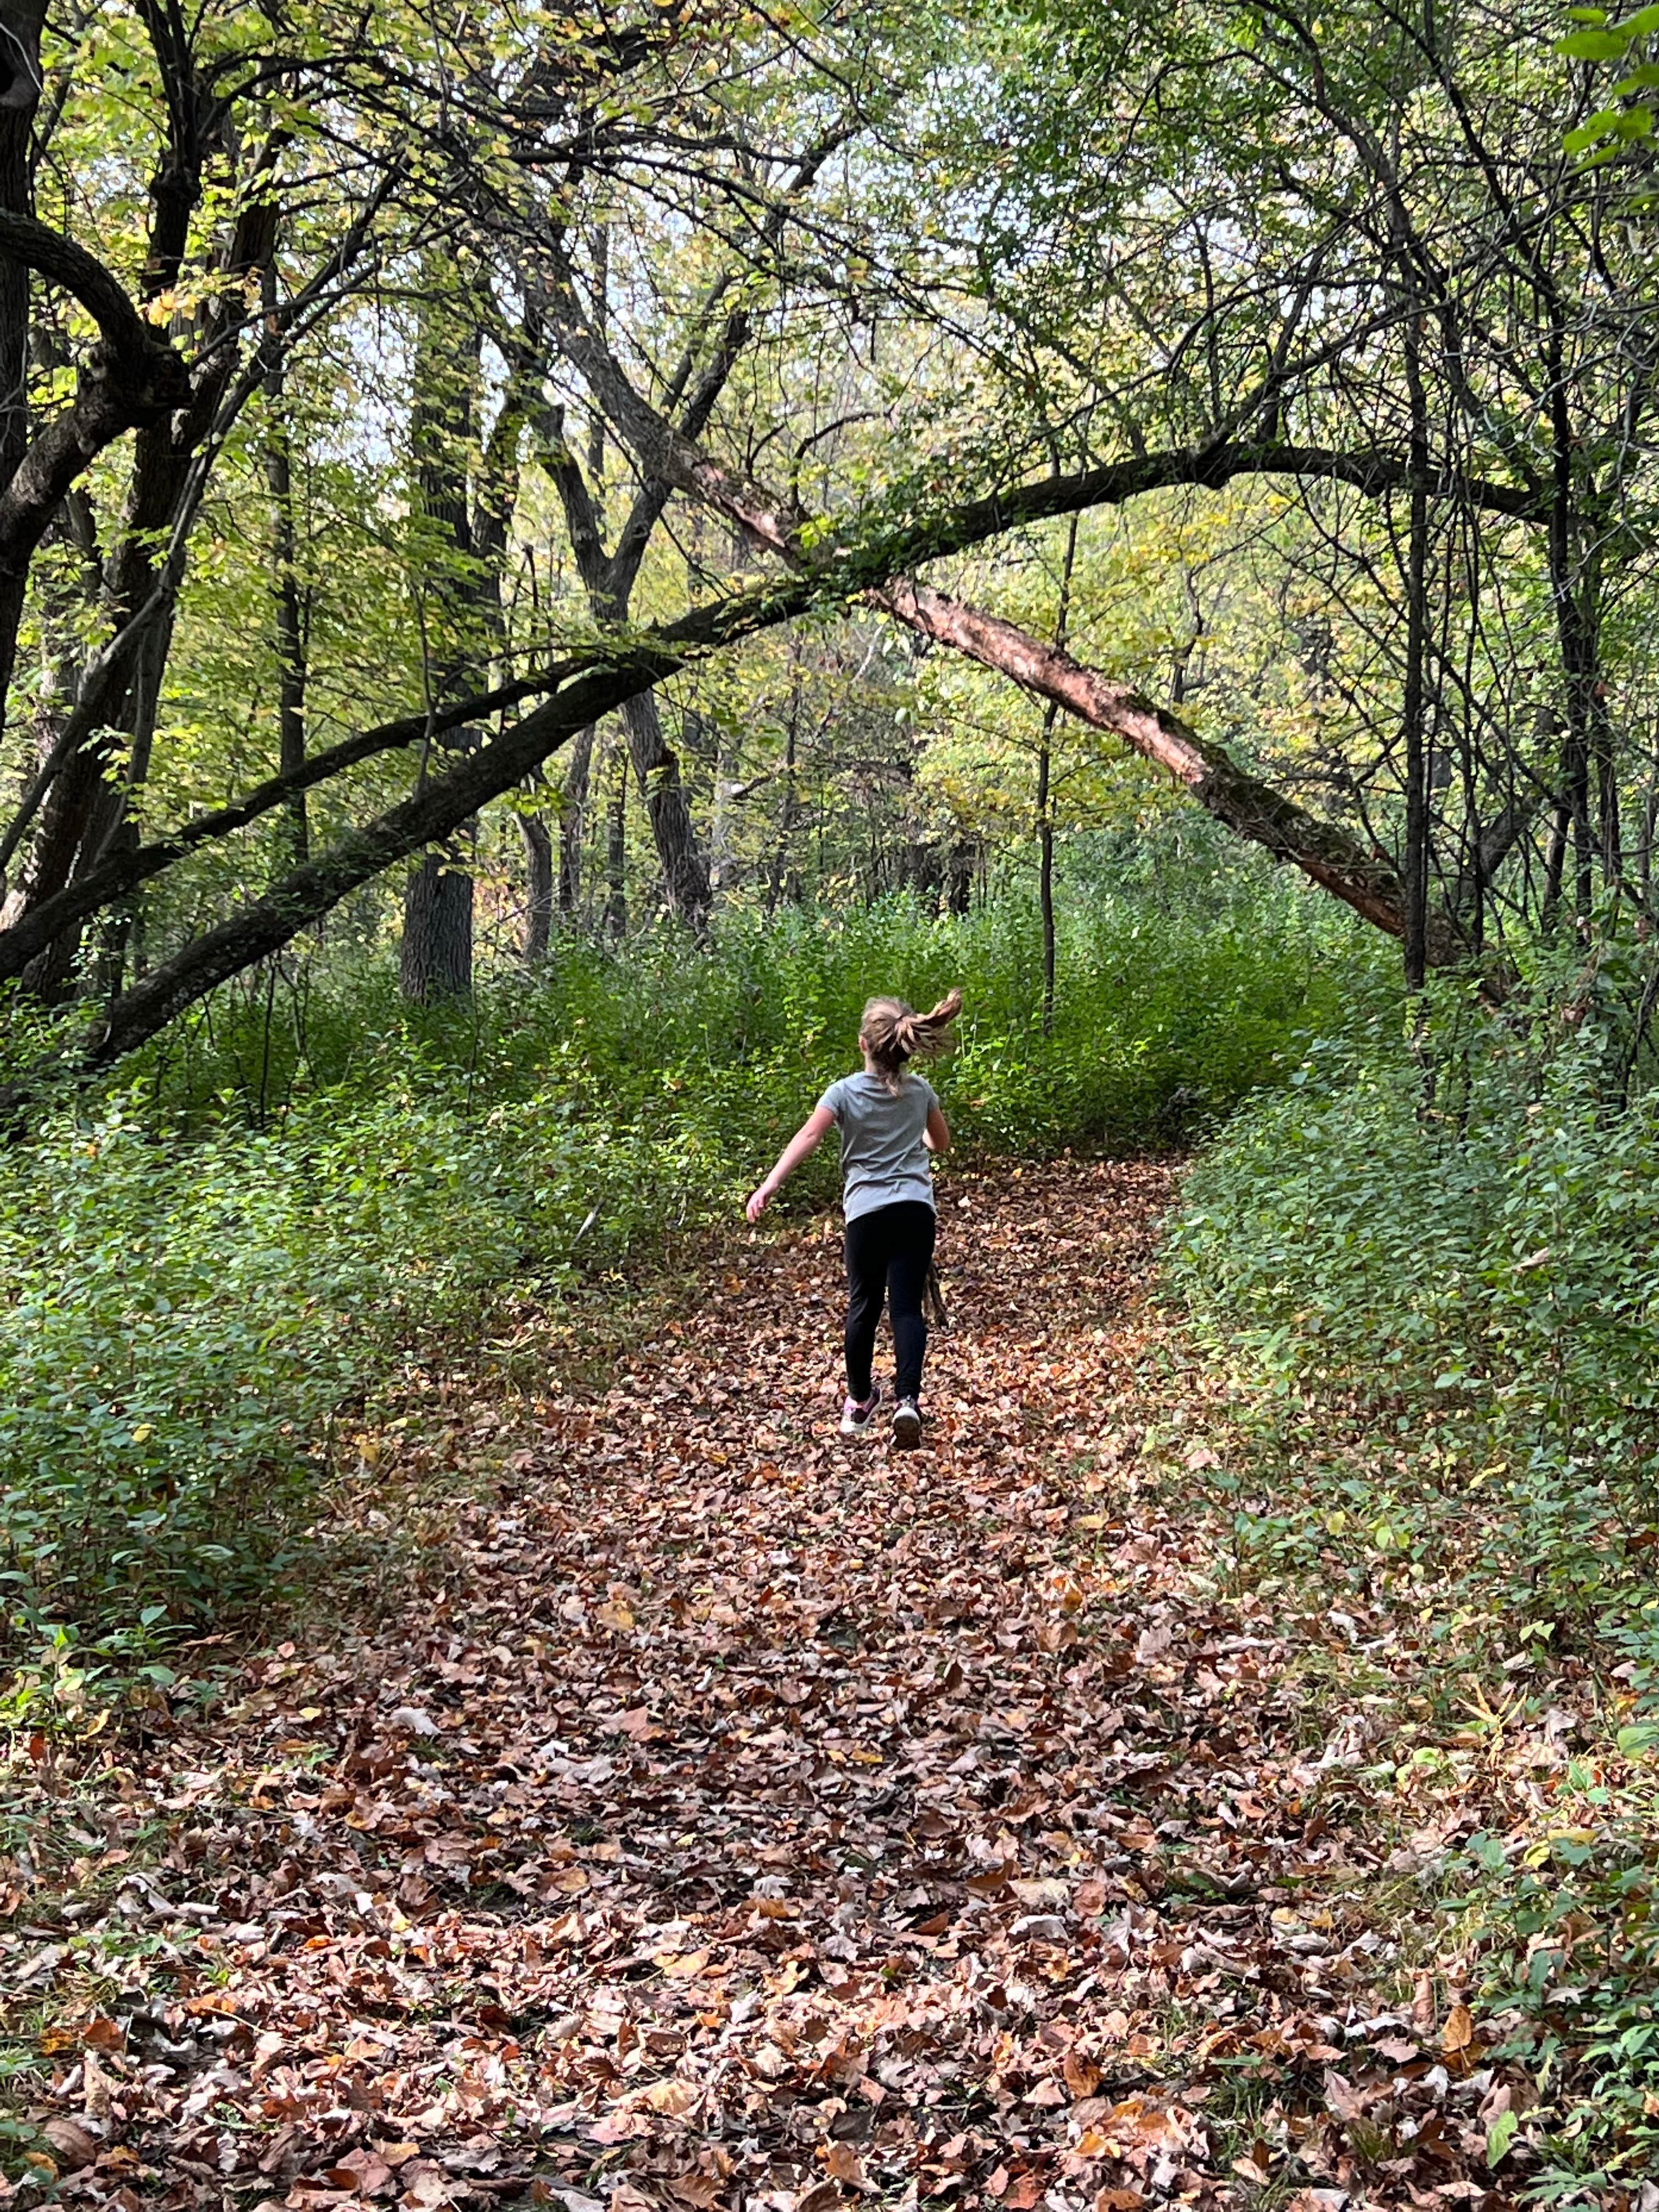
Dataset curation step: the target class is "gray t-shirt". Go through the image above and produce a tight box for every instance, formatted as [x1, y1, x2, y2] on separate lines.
[816, 1070, 940, 1222]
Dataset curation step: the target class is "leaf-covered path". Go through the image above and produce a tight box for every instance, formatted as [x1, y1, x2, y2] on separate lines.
[6, 1165, 1526, 2211]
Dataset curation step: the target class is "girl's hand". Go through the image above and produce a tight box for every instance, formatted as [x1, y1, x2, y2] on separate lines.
[746, 1110, 829, 1225]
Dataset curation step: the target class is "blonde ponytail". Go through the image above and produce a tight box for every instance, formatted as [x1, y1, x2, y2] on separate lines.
[859, 989, 963, 1095]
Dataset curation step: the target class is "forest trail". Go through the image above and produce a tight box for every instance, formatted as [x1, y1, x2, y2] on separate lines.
[8, 1165, 1519, 2212]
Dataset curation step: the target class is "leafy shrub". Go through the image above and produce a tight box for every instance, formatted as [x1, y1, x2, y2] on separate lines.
[1438, 1793, 1659, 2201]
[1170, 949, 1659, 2194]
[1170, 979, 1659, 1637]
[0, 1086, 730, 1646]
[142, 842, 1378, 1157]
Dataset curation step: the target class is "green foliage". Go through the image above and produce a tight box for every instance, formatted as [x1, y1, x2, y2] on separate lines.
[1170, 950, 1659, 2188]
[1441, 1805, 1659, 2196]
[1, 857, 1369, 1656]
[1172, 965, 1659, 1630]
[1558, 4, 1659, 159]
[145, 828, 1378, 1146]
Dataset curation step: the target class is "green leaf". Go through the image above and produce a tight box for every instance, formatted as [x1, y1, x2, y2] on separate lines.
[1612, 1, 1659, 31]
[1485, 2108, 1519, 2168]
[1616, 1720, 1659, 1758]
[1559, 27, 1637, 53]
[1566, 105, 1628, 149]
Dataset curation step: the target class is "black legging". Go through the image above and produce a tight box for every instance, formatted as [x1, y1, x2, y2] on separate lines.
[844, 1200, 937, 1403]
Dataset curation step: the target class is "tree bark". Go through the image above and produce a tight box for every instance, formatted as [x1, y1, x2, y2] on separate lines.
[1544, 316, 1600, 922]
[401, 283, 482, 1001]
[539, 400, 713, 922]
[766, 666, 799, 915]
[521, 812, 553, 960]
[0, 13, 41, 729]
[620, 692, 707, 921]
[708, 715, 738, 898]
[1400, 282, 1432, 993]
[560, 723, 595, 912]
[605, 743, 627, 936]
[400, 851, 473, 1002]
[263, 269, 308, 867]
[945, 839, 975, 915]
[1038, 510, 1079, 1035]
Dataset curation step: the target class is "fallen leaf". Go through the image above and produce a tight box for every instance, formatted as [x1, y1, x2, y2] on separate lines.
[388, 1706, 441, 1737]
[42, 2120, 98, 2172]
[821, 2142, 867, 2188]
[1064, 2050, 1101, 2099]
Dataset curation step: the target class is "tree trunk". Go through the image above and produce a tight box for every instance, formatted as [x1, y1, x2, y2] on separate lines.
[709, 718, 738, 898]
[403, 804, 478, 998]
[1400, 293, 1432, 994]
[1039, 509, 1079, 1034]
[945, 838, 975, 915]
[0, 8, 44, 726]
[1544, 318, 1601, 922]
[1586, 543, 1622, 889]
[877, 578, 1465, 962]
[767, 684, 798, 915]
[400, 852, 473, 1002]
[605, 744, 627, 936]
[560, 722, 595, 912]
[619, 692, 709, 921]
[8, 89, 231, 984]
[521, 813, 553, 960]
[263, 270, 308, 867]
[400, 278, 483, 1001]
[591, 398, 1472, 963]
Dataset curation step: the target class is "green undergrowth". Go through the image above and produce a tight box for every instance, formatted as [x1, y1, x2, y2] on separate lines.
[1169, 935, 1659, 2201]
[1, 854, 1374, 1675]
[1440, 1778, 1659, 2204]
[1170, 960, 1659, 1672]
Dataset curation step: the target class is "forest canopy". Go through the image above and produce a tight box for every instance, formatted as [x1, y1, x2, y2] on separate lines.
[0, 0, 1653, 1055]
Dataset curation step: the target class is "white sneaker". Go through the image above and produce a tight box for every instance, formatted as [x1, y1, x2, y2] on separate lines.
[891, 1398, 922, 1449]
[840, 1382, 884, 1436]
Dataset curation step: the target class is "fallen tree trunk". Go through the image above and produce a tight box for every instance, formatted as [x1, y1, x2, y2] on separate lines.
[873, 580, 1464, 962]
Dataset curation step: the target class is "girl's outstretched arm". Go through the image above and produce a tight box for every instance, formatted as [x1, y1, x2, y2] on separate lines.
[924, 1103, 951, 1153]
[747, 1106, 835, 1221]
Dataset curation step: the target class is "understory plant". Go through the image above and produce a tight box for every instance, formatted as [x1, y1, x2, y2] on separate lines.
[1171, 937, 1659, 2197]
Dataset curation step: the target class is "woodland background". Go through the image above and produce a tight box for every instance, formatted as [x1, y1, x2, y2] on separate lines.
[5, 0, 1659, 2194]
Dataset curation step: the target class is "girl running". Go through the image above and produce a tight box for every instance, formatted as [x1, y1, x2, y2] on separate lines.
[746, 991, 961, 1448]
